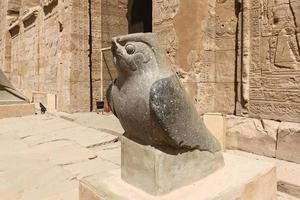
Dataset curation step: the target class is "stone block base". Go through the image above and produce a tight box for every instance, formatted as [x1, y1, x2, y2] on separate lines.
[0, 103, 35, 119]
[226, 115, 278, 158]
[121, 136, 224, 195]
[79, 153, 277, 200]
[226, 115, 300, 164]
[203, 113, 226, 150]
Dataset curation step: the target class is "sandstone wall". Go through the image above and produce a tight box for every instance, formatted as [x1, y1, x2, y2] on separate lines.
[0, 0, 21, 79]
[0, 0, 128, 112]
[152, 0, 300, 164]
[239, 0, 300, 123]
[152, 0, 238, 115]
[90, 0, 128, 110]
[153, 0, 300, 124]
[1, 0, 299, 119]
[0, 0, 90, 113]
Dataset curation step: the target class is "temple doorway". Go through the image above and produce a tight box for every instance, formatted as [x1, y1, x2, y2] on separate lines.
[127, 0, 152, 33]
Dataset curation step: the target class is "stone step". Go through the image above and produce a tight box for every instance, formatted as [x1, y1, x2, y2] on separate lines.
[278, 182, 300, 199]
[227, 150, 300, 199]
[225, 115, 300, 164]
[0, 103, 35, 119]
[80, 152, 277, 200]
[277, 192, 300, 200]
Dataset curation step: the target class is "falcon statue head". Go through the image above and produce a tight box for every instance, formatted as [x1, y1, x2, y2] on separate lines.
[111, 33, 167, 74]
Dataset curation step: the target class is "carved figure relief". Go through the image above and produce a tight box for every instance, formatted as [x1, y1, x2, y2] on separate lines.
[216, 17, 237, 37]
[245, 0, 300, 122]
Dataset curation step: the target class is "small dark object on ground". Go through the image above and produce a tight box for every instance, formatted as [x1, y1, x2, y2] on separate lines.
[96, 101, 104, 110]
[40, 103, 47, 114]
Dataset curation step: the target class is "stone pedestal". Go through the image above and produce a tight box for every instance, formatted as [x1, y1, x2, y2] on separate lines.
[121, 136, 224, 195]
[203, 113, 226, 150]
[79, 152, 276, 200]
[79, 137, 277, 200]
[0, 103, 35, 119]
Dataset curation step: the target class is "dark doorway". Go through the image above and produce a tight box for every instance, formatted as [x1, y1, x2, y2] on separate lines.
[128, 0, 152, 33]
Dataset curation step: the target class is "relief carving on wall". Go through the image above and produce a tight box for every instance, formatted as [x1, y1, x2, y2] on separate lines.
[244, 0, 300, 122]
[41, 0, 57, 7]
[216, 17, 238, 37]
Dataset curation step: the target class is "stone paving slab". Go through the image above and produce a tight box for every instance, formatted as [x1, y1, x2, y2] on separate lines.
[227, 150, 300, 188]
[63, 157, 120, 180]
[42, 188, 79, 200]
[227, 150, 300, 199]
[0, 115, 77, 138]
[22, 125, 116, 148]
[278, 192, 300, 200]
[22, 141, 97, 166]
[0, 114, 122, 200]
[0, 114, 299, 199]
[0, 155, 77, 200]
[93, 141, 121, 166]
[51, 112, 124, 136]
[0, 116, 40, 136]
[0, 134, 29, 154]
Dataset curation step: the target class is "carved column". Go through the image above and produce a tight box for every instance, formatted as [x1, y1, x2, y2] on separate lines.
[56, 0, 91, 112]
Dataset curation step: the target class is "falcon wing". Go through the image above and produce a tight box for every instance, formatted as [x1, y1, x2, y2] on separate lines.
[106, 79, 118, 118]
[150, 75, 221, 152]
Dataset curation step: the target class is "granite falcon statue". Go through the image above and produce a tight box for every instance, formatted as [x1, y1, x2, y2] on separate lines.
[107, 33, 221, 153]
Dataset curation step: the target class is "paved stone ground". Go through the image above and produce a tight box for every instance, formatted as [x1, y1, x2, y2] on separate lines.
[0, 114, 121, 200]
[228, 150, 300, 199]
[50, 112, 124, 137]
[0, 113, 299, 199]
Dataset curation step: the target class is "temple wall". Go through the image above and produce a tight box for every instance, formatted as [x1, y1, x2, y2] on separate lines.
[91, 0, 128, 110]
[0, 0, 90, 112]
[152, 0, 238, 114]
[0, 0, 299, 120]
[152, 0, 300, 163]
[240, 0, 300, 123]
[153, 0, 300, 123]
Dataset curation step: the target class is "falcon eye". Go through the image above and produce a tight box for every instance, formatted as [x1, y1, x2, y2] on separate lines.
[125, 44, 135, 55]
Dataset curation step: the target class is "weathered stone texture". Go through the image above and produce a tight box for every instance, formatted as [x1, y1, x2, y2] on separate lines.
[0, 0, 129, 112]
[121, 136, 224, 195]
[277, 122, 300, 164]
[226, 115, 300, 164]
[91, 0, 127, 110]
[0, 103, 35, 119]
[80, 153, 277, 200]
[226, 115, 278, 158]
[152, 0, 300, 121]
[240, 0, 300, 123]
[0, 0, 91, 112]
[0, 0, 299, 122]
[153, 0, 238, 114]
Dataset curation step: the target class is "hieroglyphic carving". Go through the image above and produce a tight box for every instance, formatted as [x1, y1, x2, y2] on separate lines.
[216, 17, 237, 37]
[153, 0, 179, 25]
[41, 0, 57, 7]
[8, 22, 20, 38]
[245, 0, 300, 122]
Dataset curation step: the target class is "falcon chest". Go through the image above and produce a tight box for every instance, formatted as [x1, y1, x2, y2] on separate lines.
[112, 75, 154, 132]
